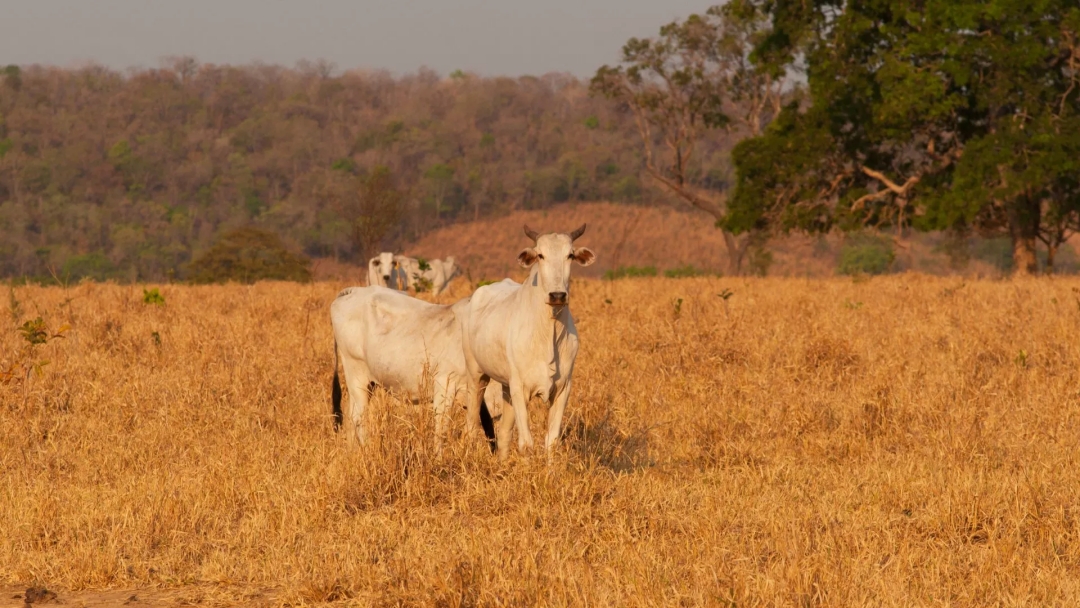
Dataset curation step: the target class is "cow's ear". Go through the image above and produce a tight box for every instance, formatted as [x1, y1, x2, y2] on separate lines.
[572, 247, 595, 266]
[518, 248, 539, 268]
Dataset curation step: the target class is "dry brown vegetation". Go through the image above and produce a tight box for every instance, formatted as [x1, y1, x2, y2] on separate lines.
[400, 202, 1080, 281]
[3, 275, 1080, 606]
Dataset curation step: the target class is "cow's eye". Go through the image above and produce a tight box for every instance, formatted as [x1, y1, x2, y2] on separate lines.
[537, 254, 545, 260]
[567, 253, 575, 260]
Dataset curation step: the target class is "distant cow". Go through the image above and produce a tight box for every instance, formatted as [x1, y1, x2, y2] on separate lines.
[393, 256, 420, 290]
[330, 286, 502, 445]
[461, 224, 594, 457]
[366, 252, 397, 288]
[367, 253, 415, 290]
[420, 257, 460, 295]
[396, 256, 460, 295]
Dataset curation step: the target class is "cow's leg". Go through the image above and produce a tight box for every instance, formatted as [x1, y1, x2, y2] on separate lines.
[545, 378, 573, 451]
[483, 382, 504, 420]
[339, 356, 373, 447]
[507, 380, 535, 454]
[495, 387, 515, 460]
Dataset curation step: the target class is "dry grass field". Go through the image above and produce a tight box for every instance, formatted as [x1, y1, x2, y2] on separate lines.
[2, 275, 1080, 606]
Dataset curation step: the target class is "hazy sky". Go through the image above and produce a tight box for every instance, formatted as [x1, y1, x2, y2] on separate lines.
[2, 1, 713, 77]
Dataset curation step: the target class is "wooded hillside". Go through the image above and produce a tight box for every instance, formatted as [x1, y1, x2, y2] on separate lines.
[0, 61, 736, 281]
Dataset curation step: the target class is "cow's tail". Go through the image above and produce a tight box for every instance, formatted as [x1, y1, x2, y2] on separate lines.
[479, 396, 497, 453]
[331, 338, 343, 431]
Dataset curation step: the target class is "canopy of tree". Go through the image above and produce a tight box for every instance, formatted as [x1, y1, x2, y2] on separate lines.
[0, 61, 735, 281]
[727, 0, 1080, 274]
[590, 2, 786, 273]
[188, 227, 311, 284]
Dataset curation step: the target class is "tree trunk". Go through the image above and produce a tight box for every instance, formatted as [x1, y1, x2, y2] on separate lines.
[1007, 196, 1040, 275]
[1046, 242, 1058, 274]
[721, 230, 748, 276]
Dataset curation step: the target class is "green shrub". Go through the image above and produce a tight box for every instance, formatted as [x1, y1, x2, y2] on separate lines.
[142, 288, 165, 305]
[747, 246, 774, 277]
[188, 227, 312, 284]
[330, 157, 357, 173]
[62, 252, 116, 282]
[604, 265, 658, 280]
[971, 237, 1013, 272]
[838, 234, 895, 276]
[1041, 242, 1080, 274]
[932, 232, 972, 270]
[664, 264, 707, 278]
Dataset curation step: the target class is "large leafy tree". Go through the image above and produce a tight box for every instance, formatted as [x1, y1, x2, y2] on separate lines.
[728, 0, 1080, 274]
[591, 2, 788, 274]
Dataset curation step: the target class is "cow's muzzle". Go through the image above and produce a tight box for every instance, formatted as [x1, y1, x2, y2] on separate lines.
[547, 291, 568, 306]
[382, 275, 391, 282]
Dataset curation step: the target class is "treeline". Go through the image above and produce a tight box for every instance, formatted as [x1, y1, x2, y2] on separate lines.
[0, 61, 734, 281]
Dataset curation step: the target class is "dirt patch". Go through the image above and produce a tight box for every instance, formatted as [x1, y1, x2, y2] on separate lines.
[0, 587, 277, 608]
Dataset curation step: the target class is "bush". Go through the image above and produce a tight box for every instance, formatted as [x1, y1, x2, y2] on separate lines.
[1046, 243, 1080, 273]
[838, 234, 895, 276]
[664, 264, 709, 278]
[747, 246, 774, 277]
[971, 237, 1013, 272]
[932, 232, 972, 270]
[612, 176, 641, 202]
[604, 265, 658, 280]
[188, 227, 312, 284]
[62, 251, 116, 282]
[142, 288, 165, 305]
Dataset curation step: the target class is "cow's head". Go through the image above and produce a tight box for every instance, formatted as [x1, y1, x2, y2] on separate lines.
[518, 224, 595, 307]
[371, 251, 397, 284]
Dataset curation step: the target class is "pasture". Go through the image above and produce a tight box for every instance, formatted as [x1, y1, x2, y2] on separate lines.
[2, 276, 1080, 606]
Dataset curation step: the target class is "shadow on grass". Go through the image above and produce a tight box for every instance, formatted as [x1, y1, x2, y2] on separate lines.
[563, 411, 653, 473]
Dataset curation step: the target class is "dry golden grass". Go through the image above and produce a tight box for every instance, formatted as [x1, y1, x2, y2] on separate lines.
[2, 275, 1080, 606]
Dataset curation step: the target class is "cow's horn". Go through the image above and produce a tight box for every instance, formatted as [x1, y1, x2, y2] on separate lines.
[569, 223, 587, 241]
[524, 224, 539, 243]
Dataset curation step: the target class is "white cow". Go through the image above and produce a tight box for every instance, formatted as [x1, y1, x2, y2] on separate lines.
[462, 224, 595, 457]
[367, 252, 397, 288]
[420, 257, 460, 295]
[330, 286, 502, 446]
[395, 256, 460, 295]
[394, 256, 420, 290]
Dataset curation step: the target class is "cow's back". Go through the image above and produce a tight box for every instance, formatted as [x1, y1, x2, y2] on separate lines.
[332, 286, 466, 394]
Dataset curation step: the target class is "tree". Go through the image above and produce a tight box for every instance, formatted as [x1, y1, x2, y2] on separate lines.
[188, 227, 311, 284]
[728, 0, 1080, 275]
[0, 62, 727, 281]
[337, 166, 405, 263]
[591, 2, 787, 274]
[424, 163, 455, 221]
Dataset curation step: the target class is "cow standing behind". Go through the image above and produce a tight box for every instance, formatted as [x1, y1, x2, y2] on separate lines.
[419, 257, 460, 295]
[367, 252, 397, 288]
[395, 256, 460, 295]
[462, 224, 594, 458]
[331, 286, 502, 446]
